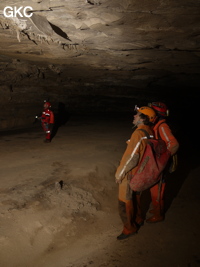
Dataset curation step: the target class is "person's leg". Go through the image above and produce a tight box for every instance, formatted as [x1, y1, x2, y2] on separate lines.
[43, 124, 51, 142]
[135, 192, 144, 227]
[146, 180, 165, 223]
[117, 176, 138, 240]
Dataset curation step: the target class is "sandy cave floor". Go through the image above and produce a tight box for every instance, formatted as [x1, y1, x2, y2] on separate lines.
[0, 114, 200, 267]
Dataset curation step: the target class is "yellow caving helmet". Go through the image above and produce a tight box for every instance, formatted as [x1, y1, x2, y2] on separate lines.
[137, 106, 156, 122]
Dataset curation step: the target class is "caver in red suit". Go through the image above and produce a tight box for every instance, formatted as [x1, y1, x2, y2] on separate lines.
[41, 102, 54, 143]
[147, 102, 179, 223]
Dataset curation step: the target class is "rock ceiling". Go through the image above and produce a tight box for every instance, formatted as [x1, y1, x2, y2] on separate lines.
[0, 0, 199, 129]
[0, 0, 199, 78]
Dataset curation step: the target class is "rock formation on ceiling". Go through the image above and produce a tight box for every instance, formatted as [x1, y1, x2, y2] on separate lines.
[0, 0, 199, 130]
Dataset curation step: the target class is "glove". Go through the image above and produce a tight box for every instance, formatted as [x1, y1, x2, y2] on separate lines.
[115, 169, 125, 184]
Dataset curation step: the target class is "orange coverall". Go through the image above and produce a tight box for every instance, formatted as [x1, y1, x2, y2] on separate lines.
[115, 124, 153, 235]
[153, 119, 179, 156]
[147, 119, 179, 222]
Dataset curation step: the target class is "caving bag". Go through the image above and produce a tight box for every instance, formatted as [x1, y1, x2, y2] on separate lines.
[129, 129, 171, 192]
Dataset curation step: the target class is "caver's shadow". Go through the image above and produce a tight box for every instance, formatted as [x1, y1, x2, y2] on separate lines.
[164, 128, 199, 213]
[51, 102, 70, 141]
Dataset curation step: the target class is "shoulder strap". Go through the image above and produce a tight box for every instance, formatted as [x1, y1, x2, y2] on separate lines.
[137, 129, 151, 139]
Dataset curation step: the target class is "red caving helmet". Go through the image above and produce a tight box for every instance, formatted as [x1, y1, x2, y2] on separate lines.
[44, 101, 51, 108]
[148, 102, 169, 117]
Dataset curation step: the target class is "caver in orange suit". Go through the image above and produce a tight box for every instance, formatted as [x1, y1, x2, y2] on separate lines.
[147, 102, 179, 223]
[115, 106, 155, 240]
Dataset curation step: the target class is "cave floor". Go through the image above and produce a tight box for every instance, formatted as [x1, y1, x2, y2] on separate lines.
[0, 114, 199, 267]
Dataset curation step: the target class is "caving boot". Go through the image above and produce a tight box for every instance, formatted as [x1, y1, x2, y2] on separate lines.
[146, 200, 164, 223]
[44, 139, 51, 143]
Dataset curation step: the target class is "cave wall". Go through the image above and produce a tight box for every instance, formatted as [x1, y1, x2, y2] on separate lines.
[0, 55, 198, 131]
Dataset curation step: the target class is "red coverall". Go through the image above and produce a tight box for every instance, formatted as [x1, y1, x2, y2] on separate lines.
[41, 108, 54, 141]
[147, 119, 179, 223]
[115, 124, 153, 235]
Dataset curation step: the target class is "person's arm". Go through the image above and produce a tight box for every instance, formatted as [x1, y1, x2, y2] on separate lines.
[115, 131, 143, 183]
[159, 124, 179, 155]
[49, 111, 55, 124]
